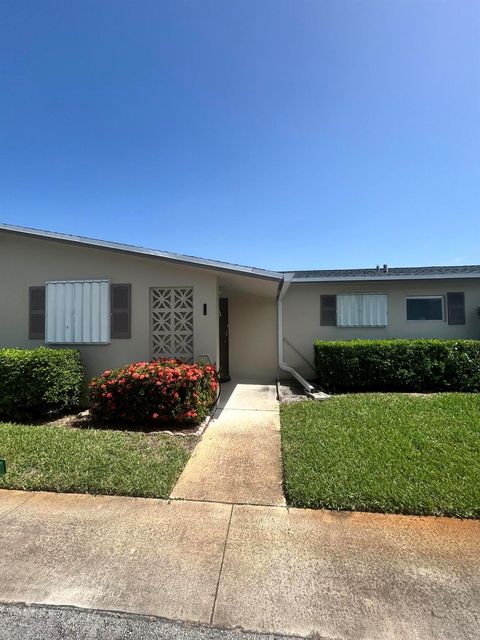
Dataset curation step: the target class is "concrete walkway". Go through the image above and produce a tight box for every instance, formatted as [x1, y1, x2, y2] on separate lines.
[0, 490, 479, 639]
[171, 381, 285, 506]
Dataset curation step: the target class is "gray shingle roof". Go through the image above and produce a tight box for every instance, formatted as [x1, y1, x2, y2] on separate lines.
[290, 265, 480, 281]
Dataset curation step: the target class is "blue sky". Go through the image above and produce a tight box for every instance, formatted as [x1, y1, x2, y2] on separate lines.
[1, 1, 478, 271]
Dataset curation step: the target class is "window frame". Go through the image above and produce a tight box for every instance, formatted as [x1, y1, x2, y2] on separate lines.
[405, 295, 445, 323]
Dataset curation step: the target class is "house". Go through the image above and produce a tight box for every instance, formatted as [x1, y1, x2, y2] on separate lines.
[1, 223, 479, 386]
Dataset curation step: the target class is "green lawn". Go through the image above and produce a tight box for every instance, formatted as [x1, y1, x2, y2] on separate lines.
[281, 393, 480, 518]
[0, 422, 194, 498]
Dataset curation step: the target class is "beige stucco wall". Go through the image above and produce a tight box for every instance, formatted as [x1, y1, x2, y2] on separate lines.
[5, 230, 477, 387]
[0, 233, 220, 381]
[227, 291, 278, 380]
[283, 279, 480, 377]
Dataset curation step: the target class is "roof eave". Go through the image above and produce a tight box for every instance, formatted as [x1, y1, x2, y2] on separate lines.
[0, 223, 282, 281]
[293, 273, 480, 283]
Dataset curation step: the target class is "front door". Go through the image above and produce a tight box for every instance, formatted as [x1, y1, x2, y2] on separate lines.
[219, 297, 230, 381]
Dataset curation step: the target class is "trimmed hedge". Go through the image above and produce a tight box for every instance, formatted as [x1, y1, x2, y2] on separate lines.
[89, 359, 219, 428]
[314, 339, 480, 392]
[0, 347, 83, 421]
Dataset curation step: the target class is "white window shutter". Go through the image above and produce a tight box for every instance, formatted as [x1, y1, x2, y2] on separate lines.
[337, 294, 387, 327]
[82, 282, 92, 343]
[46, 280, 110, 344]
[337, 295, 362, 326]
[74, 282, 83, 342]
[362, 294, 387, 327]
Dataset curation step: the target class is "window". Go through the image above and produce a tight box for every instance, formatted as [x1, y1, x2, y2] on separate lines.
[46, 280, 110, 344]
[406, 296, 444, 321]
[336, 294, 388, 327]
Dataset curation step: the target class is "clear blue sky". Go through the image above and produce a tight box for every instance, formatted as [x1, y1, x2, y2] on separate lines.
[1, 1, 478, 271]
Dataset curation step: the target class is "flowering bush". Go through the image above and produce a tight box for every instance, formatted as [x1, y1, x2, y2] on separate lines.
[89, 359, 219, 428]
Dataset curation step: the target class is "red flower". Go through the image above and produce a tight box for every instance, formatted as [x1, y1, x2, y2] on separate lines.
[89, 359, 218, 427]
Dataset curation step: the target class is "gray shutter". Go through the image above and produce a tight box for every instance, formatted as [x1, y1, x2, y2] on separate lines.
[447, 292, 465, 325]
[110, 284, 131, 338]
[29, 286, 45, 339]
[320, 295, 337, 326]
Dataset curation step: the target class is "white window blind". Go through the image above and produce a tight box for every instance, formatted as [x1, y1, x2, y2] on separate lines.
[337, 294, 387, 327]
[46, 280, 110, 344]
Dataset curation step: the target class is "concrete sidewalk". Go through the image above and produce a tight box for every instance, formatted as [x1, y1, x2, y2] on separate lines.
[0, 489, 479, 639]
[171, 382, 285, 506]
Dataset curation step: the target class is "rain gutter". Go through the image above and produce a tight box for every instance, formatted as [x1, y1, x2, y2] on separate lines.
[277, 273, 316, 394]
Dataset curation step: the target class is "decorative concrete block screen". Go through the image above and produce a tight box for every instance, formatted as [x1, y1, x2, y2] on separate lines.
[151, 287, 194, 361]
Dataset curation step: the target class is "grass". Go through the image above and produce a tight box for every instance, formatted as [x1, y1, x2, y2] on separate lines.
[281, 393, 480, 518]
[0, 422, 194, 498]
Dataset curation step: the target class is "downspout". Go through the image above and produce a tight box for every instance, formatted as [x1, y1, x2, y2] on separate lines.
[277, 273, 316, 394]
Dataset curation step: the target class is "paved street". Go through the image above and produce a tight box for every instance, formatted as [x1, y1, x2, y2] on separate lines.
[0, 602, 297, 640]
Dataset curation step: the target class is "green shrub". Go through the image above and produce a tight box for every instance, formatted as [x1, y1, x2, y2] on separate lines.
[89, 359, 219, 428]
[0, 347, 83, 420]
[314, 339, 480, 392]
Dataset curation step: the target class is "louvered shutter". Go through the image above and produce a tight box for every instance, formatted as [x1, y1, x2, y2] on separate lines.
[447, 292, 466, 325]
[110, 284, 131, 339]
[29, 286, 45, 339]
[320, 295, 337, 326]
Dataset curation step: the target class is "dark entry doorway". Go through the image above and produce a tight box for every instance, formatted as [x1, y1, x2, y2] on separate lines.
[219, 297, 230, 381]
